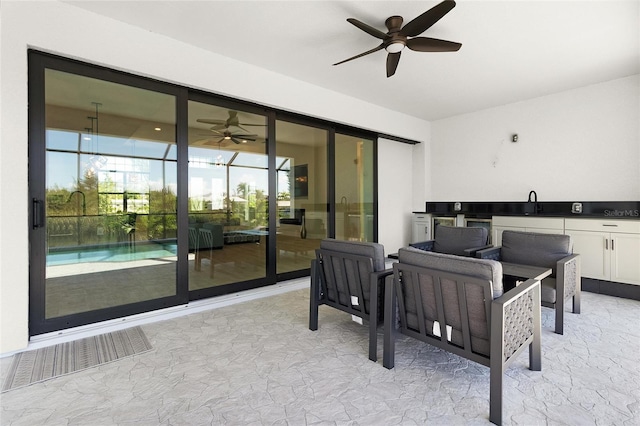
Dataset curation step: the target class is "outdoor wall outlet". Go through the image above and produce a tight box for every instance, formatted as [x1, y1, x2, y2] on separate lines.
[351, 315, 363, 325]
[97, 226, 104, 236]
[454, 202, 462, 211]
[572, 203, 583, 214]
[351, 296, 359, 306]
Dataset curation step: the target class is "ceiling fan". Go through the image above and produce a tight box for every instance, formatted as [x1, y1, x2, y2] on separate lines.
[197, 110, 265, 133]
[333, 0, 462, 77]
[201, 129, 258, 146]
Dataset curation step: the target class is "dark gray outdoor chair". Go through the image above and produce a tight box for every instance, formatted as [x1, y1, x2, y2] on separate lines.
[310, 239, 393, 362]
[410, 225, 491, 257]
[476, 230, 580, 335]
[383, 247, 542, 425]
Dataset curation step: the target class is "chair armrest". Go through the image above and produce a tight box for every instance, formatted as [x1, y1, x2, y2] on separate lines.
[477, 246, 501, 260]
[371, 268, 394, 282]
[409, 240, 435, 251]
[556, 253, 580, 299]
[491, 277, 542, 365]
[464, 244, 493, 257]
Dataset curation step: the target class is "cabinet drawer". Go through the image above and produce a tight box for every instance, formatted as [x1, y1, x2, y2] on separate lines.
[492, 216, 564, 230]
[565, 219, 640, 234]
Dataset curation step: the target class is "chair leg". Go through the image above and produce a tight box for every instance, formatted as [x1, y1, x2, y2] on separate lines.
[382, 278, 396, 369]
[489, 360, 504, 425]
[573, 292, 581, 314]
[309, 260, 320, 331]
[195, 250, 201, 271]
[530, 287, 542, 371]
[555, 298, 564, 335]
[369, 278, 379, 362]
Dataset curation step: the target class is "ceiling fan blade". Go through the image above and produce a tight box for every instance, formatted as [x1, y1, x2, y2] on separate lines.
[400, 0, 456, 37]
[333, 44, 384, 66]
[346, 18, 388, 40]
[238, 122, 267, 127]
[228, 124, 250, 133]
[386, 52, 401, 77]
[407, 37, 461, 52]
[197, 118, 226, 125]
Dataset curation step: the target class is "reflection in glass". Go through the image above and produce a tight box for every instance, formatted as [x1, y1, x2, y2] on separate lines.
[335, 133, 374, 242]
[275, 121, 328, 274]
[44, 69, 177, 318]
[188, 102, 268, 289]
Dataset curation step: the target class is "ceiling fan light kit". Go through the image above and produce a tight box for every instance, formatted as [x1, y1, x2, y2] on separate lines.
[333, 0, 461, 77]
[196, 110, 262, 145]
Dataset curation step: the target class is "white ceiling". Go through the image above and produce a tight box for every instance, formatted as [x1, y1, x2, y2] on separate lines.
[66, 0, 639, 121]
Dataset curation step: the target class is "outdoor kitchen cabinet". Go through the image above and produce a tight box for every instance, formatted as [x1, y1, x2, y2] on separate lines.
[565, 218, 640, 286]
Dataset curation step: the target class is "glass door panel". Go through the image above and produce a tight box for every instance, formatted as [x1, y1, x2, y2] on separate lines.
[275, 120, 328, 274]
[335, 133, 375, 241]
[44, 69, 178, 319]
[187, 102, 268, 289]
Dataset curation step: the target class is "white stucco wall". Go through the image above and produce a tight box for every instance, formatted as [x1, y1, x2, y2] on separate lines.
[0, 1, 427, 353]
[430, 75, 640, 202]
[377, 138, 418, 254]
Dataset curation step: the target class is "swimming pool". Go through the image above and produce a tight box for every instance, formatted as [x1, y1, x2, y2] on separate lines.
[47, 242, 178, 266]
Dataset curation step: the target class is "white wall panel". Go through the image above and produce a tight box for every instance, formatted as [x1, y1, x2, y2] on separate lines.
[431, 75, 640, 201]
[377, 139, 415, 254]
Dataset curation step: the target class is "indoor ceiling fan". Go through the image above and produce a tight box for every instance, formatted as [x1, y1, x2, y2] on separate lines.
[333, 0, 462, 77]
[200, 129, 258, 146]
[196, 110, 265, 133]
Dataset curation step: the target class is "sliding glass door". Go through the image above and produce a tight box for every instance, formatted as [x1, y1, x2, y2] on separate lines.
[187, 100, 269, 293]
[335, 132, 375, 241]
[28, 51, 379, 336]
[29, 55, 183, 334]
[275, 119, 328, 275]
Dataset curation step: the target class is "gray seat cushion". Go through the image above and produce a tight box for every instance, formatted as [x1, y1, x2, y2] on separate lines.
[433, 225, 488, 256]
[319, 239, 386, 272]
[501, 231, 571, 276]
[398, 247, 504, 299]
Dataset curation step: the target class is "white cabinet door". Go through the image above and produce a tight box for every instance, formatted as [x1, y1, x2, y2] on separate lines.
[611, 233, 640, 285]
[565, 219, 640, 285]
[566, 230, 610, 281]
[412, 214, 430, 243]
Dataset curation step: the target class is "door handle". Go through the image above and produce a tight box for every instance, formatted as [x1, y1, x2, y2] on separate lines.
[605, 239, 608, 250]
[32, 198, 43, 229]
[611, 239, 614, 251]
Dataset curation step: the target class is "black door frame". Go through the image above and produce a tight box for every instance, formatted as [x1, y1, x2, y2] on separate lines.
[27, 50, 383, 336]
[28, 51, 188, 335]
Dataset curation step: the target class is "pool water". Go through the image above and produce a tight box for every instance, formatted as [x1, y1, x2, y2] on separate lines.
[47, 243, 177, 266]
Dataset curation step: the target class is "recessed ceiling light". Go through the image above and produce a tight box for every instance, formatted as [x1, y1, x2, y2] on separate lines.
[154, 127, 161, 131]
